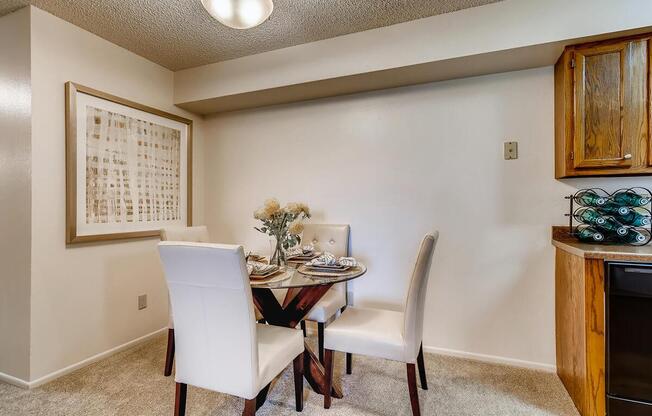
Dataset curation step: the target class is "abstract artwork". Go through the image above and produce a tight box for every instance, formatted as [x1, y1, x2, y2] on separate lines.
[66, 82, 192, 243]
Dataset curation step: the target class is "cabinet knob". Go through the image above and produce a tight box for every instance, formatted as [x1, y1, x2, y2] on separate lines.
[624, 154, 632, 160]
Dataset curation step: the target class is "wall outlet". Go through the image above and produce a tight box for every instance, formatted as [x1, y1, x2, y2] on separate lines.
[138, 294, 147, 310]
[504, 141, 518, 160]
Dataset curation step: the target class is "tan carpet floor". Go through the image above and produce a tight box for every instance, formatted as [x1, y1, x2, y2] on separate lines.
[0, 333, 579, 415]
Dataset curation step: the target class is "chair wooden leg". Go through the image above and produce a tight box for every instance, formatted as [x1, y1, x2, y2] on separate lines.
[255, 383, 270, 410]
[300, 321, 307, 337]
[293, 354, 304, 412]
[318, 322, 325, 363]
[417, 343, 428, 390]
[323, 349, 334, 409]
[164, 329, 175, 377]
[407, 364, 421, 416]
[346, 353, 352, 375]
[174, 382, 187, 416]
[243, 398, 256, 416]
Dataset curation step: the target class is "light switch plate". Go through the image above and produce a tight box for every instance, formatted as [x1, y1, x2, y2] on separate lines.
[138, 294, 147, 310]
[504, 141, 518, 160]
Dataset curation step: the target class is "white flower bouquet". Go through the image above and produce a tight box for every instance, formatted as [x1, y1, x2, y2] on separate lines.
[254, 198, 311, 265]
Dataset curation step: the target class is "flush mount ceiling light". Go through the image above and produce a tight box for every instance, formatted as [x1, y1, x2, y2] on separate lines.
[201, 0, 274, 30]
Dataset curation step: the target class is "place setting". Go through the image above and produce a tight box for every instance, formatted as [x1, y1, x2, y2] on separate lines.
[297, 252, 364, 278]
[246, 260, 290, 286]
[285, 245, 321, 265]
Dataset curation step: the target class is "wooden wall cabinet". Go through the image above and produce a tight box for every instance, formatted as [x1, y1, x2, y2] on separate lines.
[555, 34, 651, 178]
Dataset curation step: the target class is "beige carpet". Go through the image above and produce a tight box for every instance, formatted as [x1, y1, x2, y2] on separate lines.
[0, 333, 579, 416]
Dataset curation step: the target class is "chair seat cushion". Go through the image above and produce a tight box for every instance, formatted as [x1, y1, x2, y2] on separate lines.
[305, 287, 346, 323]
[324, 307, 409, 362]
[256, 324, 304, 393]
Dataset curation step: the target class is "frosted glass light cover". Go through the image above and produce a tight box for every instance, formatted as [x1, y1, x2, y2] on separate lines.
[201, 0, 274, 29]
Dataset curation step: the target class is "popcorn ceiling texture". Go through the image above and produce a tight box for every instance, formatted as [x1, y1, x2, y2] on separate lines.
[1, 0, 502, 71]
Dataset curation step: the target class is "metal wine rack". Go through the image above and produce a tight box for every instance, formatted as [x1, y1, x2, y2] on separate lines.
[565, 187, 652, 246]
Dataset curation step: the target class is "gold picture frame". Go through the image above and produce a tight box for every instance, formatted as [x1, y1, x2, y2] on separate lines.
[65, 82, 193, 244]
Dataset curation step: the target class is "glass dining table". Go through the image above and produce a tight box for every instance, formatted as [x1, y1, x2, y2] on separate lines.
[249, 263, 367, 409]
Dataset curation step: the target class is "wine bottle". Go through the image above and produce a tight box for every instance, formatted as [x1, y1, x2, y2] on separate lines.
[595, 217, 628, 236]
[574, 190, 606, 207]
[615, 209, 651, 227]
[577, 227, 604, 242]
[619, 228, 648, 244]
[598, 203, 630, 216]
[613, 190, 651, 207]
[574, 208, 606, 226]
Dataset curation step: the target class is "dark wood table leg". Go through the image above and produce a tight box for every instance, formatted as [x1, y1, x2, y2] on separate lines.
[303, 341, 343, 398]
[251, 285, 343, 402]
[282, 287, 302, 308]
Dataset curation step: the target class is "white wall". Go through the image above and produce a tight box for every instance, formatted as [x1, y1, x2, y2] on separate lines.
[0, 7, 31, 382]
[203, 67, 647, 368]
[28, 6, 204, 382]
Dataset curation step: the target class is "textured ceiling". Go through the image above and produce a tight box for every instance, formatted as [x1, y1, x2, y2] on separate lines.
[1, 0, 503, 71]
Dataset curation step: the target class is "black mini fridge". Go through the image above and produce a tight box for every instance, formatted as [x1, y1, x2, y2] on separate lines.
[607, 262, 652, 415]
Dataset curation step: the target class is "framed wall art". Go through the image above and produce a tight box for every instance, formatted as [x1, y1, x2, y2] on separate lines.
[65, 82, 192, 244]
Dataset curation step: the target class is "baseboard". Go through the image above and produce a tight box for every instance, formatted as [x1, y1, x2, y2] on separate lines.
[0, 371, 30, 389]
[6, 327, 167, 389]
[423, 345, 556, 373]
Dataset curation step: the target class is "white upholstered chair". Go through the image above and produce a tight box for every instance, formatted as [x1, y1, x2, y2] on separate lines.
[160, 225, 263, 376]
[158, 242, 305, 416]
[323, 232, 439, 416]
[160, 226, 211, 376]
[299, 224, 350, 364]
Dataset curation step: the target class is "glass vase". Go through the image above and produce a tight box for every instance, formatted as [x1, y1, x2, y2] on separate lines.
[270, 237, 286, 266]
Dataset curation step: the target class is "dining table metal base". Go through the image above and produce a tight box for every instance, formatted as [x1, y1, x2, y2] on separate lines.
[251, 284, 344, 405]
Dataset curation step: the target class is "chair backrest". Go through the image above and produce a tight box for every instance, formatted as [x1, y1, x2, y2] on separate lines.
[302, 224, 350, 295]
[302, 224, 350, 257]
[158, 242, 259, 398]
[403, 232, 439, 360]
[160, 225, 211, 329]
[160, 225, 211, 243]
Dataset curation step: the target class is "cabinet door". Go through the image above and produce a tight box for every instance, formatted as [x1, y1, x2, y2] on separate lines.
[573, 41, 644, 169]
[649, 40, 652, 167]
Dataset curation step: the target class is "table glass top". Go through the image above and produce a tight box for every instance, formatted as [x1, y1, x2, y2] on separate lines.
[250, 264, 366, 289]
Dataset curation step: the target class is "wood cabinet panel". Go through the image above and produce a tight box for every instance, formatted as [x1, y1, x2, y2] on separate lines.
[555, 34, 650, 178]
[625, 40, 649, 170]
[556, 248, 587, 414]
[574, 43, 629, 168]
[584, 259, 606, 416]
[555, 247, 606, 416]
[649, 40, 652, 167]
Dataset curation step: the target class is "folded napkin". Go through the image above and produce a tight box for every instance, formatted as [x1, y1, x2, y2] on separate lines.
[285, 246, 304, 258]
[307, 252, 337, 266]
[245, 253, 266, 263]
[247, 261, 277, 276]
[338, 257, 358, 267]
[306, 252, 357, 267]
[286, 244, 316, 259]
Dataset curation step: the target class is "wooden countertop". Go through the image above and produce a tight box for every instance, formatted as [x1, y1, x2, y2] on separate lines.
[552, 226, 652, 262]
